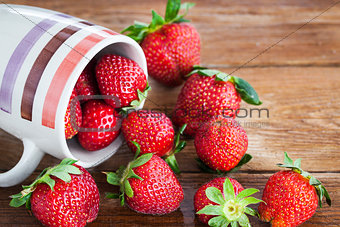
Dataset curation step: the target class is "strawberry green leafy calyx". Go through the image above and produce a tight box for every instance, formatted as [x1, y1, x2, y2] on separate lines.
[197, 178, 263, 227]
[164, 124, 187, 174]
[9, 158, 82, 208]
[9, 159, 99, 226]
[121, 83, 151, 113]
[104, 142, 153, 205]
[278, 152, 331, 207]
[196, 153, 253, 175]
[187, 66, 262, 106]
[122, 0, 195, 43]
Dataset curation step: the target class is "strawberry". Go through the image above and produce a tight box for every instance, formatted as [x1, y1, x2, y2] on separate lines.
[121, 110, 187, 173]
[10, 159, 100, 227]
[104, 142, 184, 215]
[122, 0, 200, 86]
[95, 54, 149, 109]
[194, 177, 262, 226]
[122, 110, 174, 156]
[78, 100, 121, 151]
[258, 152, 331, 227]
[65, 89, 82, 139]
[194, 116, 250, 172]
[75, 63, 99, 102]
[172, 66, 262, 136]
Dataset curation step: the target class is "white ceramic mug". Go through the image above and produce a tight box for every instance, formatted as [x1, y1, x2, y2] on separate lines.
[0, 4, 147, 187]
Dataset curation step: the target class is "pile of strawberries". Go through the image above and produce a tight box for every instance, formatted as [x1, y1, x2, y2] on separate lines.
[64, 54, 149, 151]
[10, 0, 331, 227]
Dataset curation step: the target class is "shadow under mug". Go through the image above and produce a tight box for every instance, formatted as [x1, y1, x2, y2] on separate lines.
[0, 4, 147, 187]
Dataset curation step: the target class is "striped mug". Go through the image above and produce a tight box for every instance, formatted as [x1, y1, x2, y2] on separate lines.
[0, 4, 147, 187]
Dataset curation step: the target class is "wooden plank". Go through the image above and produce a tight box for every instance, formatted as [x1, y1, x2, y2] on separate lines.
[0, 172, 338, 226]
[4, 0, 340, 66]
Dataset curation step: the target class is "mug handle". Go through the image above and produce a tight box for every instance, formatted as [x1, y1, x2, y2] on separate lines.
[0, 138, 44, 187]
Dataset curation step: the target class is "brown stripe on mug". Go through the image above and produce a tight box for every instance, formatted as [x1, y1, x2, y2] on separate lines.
[79, 21, 95, 26]
[21, 22, 93, 121]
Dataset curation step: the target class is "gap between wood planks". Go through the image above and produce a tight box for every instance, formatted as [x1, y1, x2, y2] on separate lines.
[1, 170, 340, 174]
[203, 63, 340, 69]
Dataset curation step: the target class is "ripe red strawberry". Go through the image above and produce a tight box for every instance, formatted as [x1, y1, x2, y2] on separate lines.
[78, 100, 121, 151]
[122, 110, 174, 156]
[121, 110, 186, 173]
[172, 67, 262, 136]
[141, 23, 200, 86]
[10, 159, 100, 227]
[258, 152, 331, 227]
[194, 116, 250, 172]
[65, 89, 82, 139]
[75, 64, 99, 101]
[194, 177, 262, 226]
[122, 0, 200, 86]
[105, 142, 184, 215]
[95, 54, 148, 109]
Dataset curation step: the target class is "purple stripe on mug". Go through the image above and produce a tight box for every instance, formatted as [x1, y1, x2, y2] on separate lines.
[55, 13, 72, 18]
[0, 18, 58, 113]
[0, 12, 78, 114]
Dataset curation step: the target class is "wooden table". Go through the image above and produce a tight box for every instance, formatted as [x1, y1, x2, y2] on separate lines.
[1, 0, 339, 226]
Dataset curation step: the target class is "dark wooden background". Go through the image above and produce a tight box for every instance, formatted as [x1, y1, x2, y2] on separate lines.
[1, 0, 339, 226]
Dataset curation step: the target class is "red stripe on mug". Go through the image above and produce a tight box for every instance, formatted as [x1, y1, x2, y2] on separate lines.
[103, 29, 118, 35]
[41, 33, 105, 129]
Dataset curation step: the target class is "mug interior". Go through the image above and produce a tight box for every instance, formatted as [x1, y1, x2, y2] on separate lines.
[60, 38, 147, 168]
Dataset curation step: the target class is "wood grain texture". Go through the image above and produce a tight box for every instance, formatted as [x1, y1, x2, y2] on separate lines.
[3, 0, 340, 67]
[0, 0, 340, 226]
